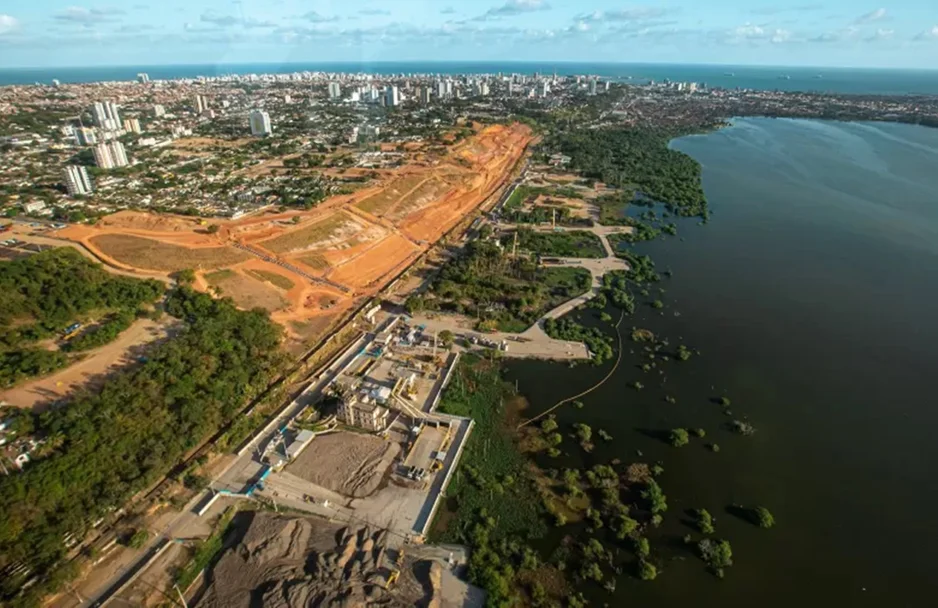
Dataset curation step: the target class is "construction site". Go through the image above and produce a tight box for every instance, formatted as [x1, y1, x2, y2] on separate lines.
[50, 123, 533, 345]
[192, 511, 480, 608]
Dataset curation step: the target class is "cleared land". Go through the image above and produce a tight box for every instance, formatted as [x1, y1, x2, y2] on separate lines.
[205, 270, 288, 312]
[54, 123, 534, 343]
[0, 318, 175, 411]
[89, 235, 249, 272]
[287, 432, 401, 498]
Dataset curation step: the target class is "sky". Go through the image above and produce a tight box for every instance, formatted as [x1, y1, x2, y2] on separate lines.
[0, 1, 937, 69]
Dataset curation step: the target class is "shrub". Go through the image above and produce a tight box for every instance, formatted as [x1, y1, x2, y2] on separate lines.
[669, 428, 690, 447]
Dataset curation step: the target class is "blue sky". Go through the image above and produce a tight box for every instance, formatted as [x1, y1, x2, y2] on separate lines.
[0, 1, 936, 69]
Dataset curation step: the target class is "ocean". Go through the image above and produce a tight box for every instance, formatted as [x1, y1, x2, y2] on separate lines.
[1, 62, 937, 96]
[506, 117, 938, 606]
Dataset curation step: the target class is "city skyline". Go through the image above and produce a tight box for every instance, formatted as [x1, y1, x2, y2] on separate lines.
[0, 1, 937, 70]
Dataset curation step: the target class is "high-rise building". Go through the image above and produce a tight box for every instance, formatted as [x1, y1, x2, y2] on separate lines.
[63, 165, 94, 197]
[92, 141, 129, 169]
[193, 94, 208, 114]
[328, 82, 342, 99]
[52, 79, 60, 87]
[153, 104, 166, 117]
[445, 80, 453, 96]
[137, 73, 150, 84]
[419, 87, 432, 105]
[588, 79, 598, 96]
[384, 85, 400, 107]
[123, 118, 142, 134]
[249, 110, 272, 136]
[90, 101, 121, 130]
[436, 80, 446, 98]
[284, 94, 292, 104]
[76, 127, 97, 146]
[538, 81, 551, 98]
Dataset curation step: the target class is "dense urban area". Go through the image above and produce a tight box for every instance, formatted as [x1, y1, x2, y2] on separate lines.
[0, 66, 935, 608]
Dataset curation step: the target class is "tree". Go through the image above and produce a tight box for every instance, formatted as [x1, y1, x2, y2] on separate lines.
[127, 529, 149, 549]
[174, 268, 196, 285]
[540, 417, 558, 433]
[206, 224, 220, 234]
[696, 509, 715, 534]
[439, 329, 455, 347]
[638, 560, 658, 581]
[751, 506, 776, 529]
[634, 536, 650, 559]
[669, 428, 690, 447]
[698, 539, 733, 569]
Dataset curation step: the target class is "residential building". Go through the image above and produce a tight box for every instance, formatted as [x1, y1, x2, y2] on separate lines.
[588, 79, 598, 96]
[538, 81, 551, 98]
[52, 79, 60, 87]
[90, 101, 121, 131]
[284, 94, 292, 104]
[137, 73, 150, 84]
[63, 165, 94, 197]
[122, 118, 142, 134]
[23, 201, 46, 214]
[419, 86, 431, 104]
[193, 94, 208, 114]
[328, 82, 342, 99]
[384, 85, 400, 107]
[348, 126, 360, 144]
[153, 104, 166, 117]
[76, 127, 97, 146]
[435, 80, 446, 98]
[92, 141, 129, 169]
[249, 110, 272, 136]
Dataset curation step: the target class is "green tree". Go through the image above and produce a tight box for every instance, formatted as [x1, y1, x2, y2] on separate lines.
[669, 428, 690, 447]
[638, 559, 658, 581]
[751, 506, 776, 529]
[439, 329, 455, 347]
[696, 509, 715, 534]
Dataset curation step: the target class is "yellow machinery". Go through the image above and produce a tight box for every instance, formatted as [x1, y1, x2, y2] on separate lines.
[386, 570, 400, 588]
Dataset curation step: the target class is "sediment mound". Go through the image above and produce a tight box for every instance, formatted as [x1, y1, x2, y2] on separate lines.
[196, 513, 434, 608]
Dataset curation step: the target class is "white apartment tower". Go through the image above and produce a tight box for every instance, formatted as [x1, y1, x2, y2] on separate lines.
[249, 110, 272, 136]
[137, 73, 150, 84]
[384, 85, 400, 107]
[193, 94, 208, 114]
[92, 141, 129, 169]
[123, 118, 142, 134]
[63, 165, 93, 197]
[588, 79, 598, 96]
[420, 87, 432, 104]
[76, 127, 97, 146]
[153, 104, 166, 117]
[91, 101, 122, 131]
[328, 82, 342, 99]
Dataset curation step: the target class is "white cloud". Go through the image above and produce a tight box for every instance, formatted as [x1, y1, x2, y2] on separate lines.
[914, 25, 938, 40]
[0, 14, 18, 35]
[854, 8, 887, 24]
[579, 7, 669, 22]
[479, 0, 551, 20]
[200, 12, 239, 27]
[866, 28, 893, 41]
[302, 11, 339, 23]
[54, 7, 122, 24]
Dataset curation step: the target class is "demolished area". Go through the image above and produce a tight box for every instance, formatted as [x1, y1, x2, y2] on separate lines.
[194, 511, 477, 608]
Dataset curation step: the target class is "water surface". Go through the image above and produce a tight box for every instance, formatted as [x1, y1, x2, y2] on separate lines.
[506, 117, 938, 606]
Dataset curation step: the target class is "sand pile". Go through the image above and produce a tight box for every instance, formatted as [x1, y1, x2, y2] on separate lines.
[287, 432, 401, 498]
[197, 513, 432, 608]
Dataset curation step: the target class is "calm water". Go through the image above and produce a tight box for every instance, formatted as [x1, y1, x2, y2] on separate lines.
[1, 62, 938, 95]
[506, 118, 938, 606]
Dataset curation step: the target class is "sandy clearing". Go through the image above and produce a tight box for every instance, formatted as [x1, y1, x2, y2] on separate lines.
[0, 318, 177, 411]
[328, 233, 420, 289]
[89, 234, 250, 272]
[204, 270, 288, 312]
[287, 432, 401, 499]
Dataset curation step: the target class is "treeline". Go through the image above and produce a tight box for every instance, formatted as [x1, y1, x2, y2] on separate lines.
[546, 128, 709, 217]
[406, 241, 591, 332]
[0, 287, 286, 606]
[0, 249, 165, 387]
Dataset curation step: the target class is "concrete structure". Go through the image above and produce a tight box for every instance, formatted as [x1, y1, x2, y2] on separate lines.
[122, 118, 142, 134]
[136, 73, 149, 84]
[92, 141, 129, 169]
[420, 86, 431, 105]
[337, 394, 390, 431]
[64, 165, 93, 197]
[23, 201, 46, 214]
[249, 109, 272, 136]
[285, 429, 316, 460]
[328, 82, 342, 99]
[435, 80, 446, 98]
[91, 101, 121, 131]
[193, 94, 208, 114]
[76, 127, 97, 146]
[152, 104, 165, 117]
[589, 79, 598, 96]
[385, 85, 400, 107]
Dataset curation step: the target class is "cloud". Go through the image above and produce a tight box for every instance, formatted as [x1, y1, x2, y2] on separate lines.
[578, 7, 670, 22]
[359, 9, 390, 16]
[441, 7, 456, 15]
[865, 28, 893, 41]
[302, 11, 339, 23]
[478, 0, 551, 20]
[750, 4, 822, 16]
[200, 12, 239, 27]
[0, 14, 18, 35]
[809, 26, 859, 43]
[854, 8, 886, 24]
[118, 23, 155, 33]
[914, 25, 938, 40]
[53, 7, 123, 24]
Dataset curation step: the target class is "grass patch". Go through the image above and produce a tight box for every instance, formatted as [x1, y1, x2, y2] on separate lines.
[204, 269, 236, 283]
[296, 253, 330, 271]
[357, 175, 425, 216]
[91, 234, 249, 272]
[246, 269, 295, 291]
[513, 228, 605, 259]
[174, 505, 239, 591]
[261, 214, 353, 255]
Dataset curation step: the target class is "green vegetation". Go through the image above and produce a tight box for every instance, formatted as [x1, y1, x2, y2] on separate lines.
[511, 228, 605, 259]
[126, 528, 149, 549]
[433, 355, 547, 606]
[730, 420, 757, 435]
[0, 287, 285, 606]
[543, 316, 615, 364]
[669, 428, 690, 447]
[746, 506, 776, 529]
[62, 311, 135, 352]
[546, 127, 709, 217]
[698, 538, 734, 574]
[696, 509, 716, 534]
[0, 249, 164, 387]
[174, 506, 239, 590]
[407, 241, 591, 333]
[638, 559, 658, 580]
